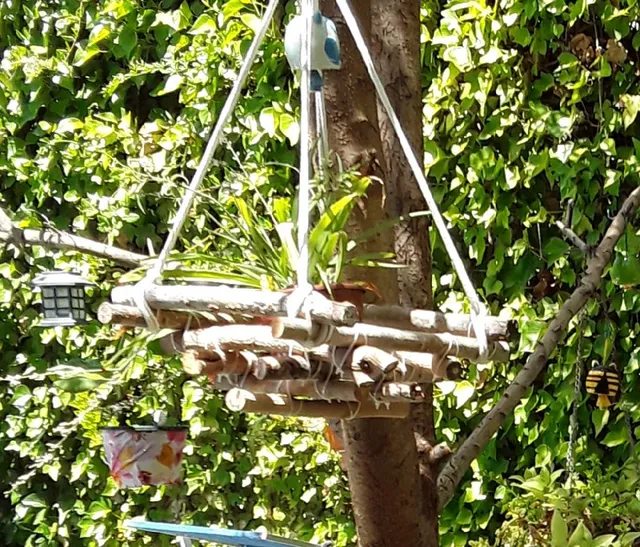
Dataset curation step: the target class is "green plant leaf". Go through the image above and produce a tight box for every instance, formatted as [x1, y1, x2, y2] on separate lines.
[592, 409, 610, 436]
[611, 255, 640, 287]
[601, 421, 628, 447]
[568, 522, 592, 546]
[543, 237, 570, 263]
[551, 509, 568, 546]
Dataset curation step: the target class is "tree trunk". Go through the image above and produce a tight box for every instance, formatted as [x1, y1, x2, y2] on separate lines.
[321, 1, 437, 545]
[370, 2, 440, 542]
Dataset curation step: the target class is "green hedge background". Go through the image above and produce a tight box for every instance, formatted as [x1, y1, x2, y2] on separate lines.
[2, 0, 640, 545]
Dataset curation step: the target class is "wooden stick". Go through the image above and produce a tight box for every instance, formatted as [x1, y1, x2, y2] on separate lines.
[377, 382, 426, 402]
[437, 185, 640, 509]
[216, 377, 356, 401]
[181, 350, 251, 376]
[362, 304, 516, 341]
[111, 285, 358, 327]
[98, 302, 226, 330]
[392, 354, 463, 383]
[352, 346, 398, 375]
[216, 377, 427, 403]
[225, 388, 410, 419]
[0, 207, 146, 266]
[272, 318, 510, 363]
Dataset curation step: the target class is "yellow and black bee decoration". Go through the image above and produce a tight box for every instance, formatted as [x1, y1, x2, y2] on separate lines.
[585, 363, 620, 409]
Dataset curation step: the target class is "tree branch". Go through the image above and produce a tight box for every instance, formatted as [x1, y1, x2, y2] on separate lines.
[437, 186, 640, 509]
[555, 220, 589, 253]
[0, 207, 146, 267]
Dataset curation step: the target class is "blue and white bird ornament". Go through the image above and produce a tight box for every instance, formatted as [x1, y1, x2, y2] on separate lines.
[284, 10, 341, 91]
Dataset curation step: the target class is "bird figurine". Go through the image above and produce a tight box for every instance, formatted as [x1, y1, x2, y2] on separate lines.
[585, 362, 620, 409]
[284, 10, 341, 91]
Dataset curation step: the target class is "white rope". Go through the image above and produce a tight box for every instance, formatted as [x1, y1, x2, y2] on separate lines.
[286, 0, 315, 317]
[132, 0, 281, 329]
[335, 0, 489, 358]
[315, 90, 330, 177]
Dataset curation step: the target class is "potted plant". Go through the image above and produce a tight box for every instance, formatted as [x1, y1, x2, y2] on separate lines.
[152, 167, 404, 313]
[49, 343, 188, 488]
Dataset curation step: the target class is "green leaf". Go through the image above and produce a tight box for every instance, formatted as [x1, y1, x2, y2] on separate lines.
[54, 376, 107, 393]
[190, 13, 217, 34]
[11, 385, 32, 409]
[443, 46, 473, 71]
[543, 237, 570, 263]
[116, 25, 138, 57]
[611, 254, 640, 287]
[259, 108, 278, 138]
[279, 113, 299, 145]
[568, 522, 592, 546]
[21, 494, 47, 508]
[551, 510, 568, 546]
[88, 24, 112, 46]
[592, 409, 609, 436]
[454, 381, 475, 408]
[56, 118, 84, 134]
[620, 94, 640, 129]
[593, 535, 616, 547]
[152, 74, 184, 96]
[512, 27, 531, 46]
[601, 421, 627, 447]
[620, 532, 640, 546]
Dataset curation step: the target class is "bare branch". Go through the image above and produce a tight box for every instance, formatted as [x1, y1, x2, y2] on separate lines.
[437, 186, 640, 509]
[0, 206, 146, 266]
[555, 220, 588, 253]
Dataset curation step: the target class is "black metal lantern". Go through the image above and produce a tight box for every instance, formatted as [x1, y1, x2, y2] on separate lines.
[32, 271, 93, 327]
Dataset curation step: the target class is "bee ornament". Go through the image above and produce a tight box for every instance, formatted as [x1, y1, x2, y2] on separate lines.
[585, 362, 620, 409]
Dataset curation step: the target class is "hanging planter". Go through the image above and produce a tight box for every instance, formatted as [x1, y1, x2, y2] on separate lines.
[101, 425, 188, 488]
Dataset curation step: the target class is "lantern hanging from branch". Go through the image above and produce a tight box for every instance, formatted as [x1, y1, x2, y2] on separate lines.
[32, 270, 93, 327]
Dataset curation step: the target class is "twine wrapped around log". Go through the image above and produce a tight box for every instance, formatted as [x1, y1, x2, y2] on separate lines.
[177, 325, 332, 360]
[111, 285, 358, 326]
[215, 377, 426, 403]
[173, 327, 463, 384]
[271, 318, 510, 363]
[362, 305, 516, 341]
[182, 351, 334, 380]
[225, 388, 410, 419]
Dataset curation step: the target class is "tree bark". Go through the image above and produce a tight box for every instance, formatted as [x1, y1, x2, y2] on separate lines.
[371, 1, 439, 541]
[321, 1, 435, 545]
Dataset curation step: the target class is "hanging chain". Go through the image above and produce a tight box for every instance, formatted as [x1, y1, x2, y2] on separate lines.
[567, 311, 586, 490]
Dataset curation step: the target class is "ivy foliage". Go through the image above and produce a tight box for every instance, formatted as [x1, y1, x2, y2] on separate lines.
[1, 0, 640, 546]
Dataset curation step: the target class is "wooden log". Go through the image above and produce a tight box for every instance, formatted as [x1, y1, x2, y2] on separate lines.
[216, 377, 356, 401]
[97, 302, 258, 329]
[111, 285, 358, 326]
[181, 350, 251, 376]
[377, 382, 426, 402]
[225, 388, 410, 419]
[362, 304, 516, 341]
[271, 318, 510, 363]
[98, 302, 223, 330]
[352, 346, 398, 375]
[181, 349, 335, 381]
[176, 325, 354, 365]
[216, 377, 427, 403]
